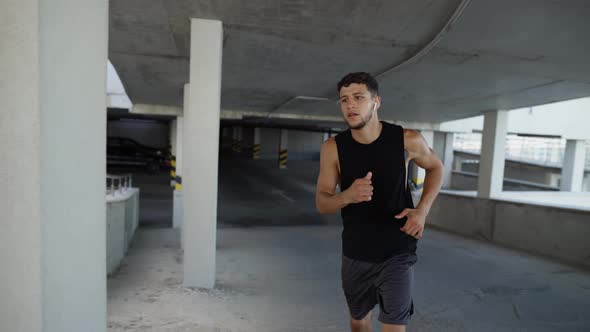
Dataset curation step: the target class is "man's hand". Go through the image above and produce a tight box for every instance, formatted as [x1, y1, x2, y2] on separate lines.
[343, 172, 373, 204]
[396, 208, 426, 239]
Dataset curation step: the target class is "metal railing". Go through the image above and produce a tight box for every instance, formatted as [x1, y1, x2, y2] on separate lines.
[106, 174, 133, 196]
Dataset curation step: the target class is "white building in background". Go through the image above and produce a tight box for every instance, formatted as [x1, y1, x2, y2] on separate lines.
[438, 97, 590, 192]
[440, 97, 590, 168]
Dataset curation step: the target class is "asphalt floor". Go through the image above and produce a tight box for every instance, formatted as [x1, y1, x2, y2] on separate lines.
[108, 155, 590, 331]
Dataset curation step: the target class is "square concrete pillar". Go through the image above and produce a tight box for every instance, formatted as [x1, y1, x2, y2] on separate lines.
[442, 132, 455, 188]
[561, 139, 586, 192]
[253, 127, 261, 159]
[0, 1, 108, 331]
[411, 130, 434, 190]
[279, 129, 288, 168]
[183, 19, 223, 289]
[478, 110, 508, 198]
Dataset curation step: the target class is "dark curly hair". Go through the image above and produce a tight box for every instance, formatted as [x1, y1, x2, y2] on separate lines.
[337, 72, 379, 97]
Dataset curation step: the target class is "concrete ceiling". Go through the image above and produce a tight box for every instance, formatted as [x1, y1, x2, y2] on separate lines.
[109, 0, 590, 123]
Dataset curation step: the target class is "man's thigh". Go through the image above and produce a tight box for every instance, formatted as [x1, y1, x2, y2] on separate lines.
[341, 255, 379, 320]
[375, 253, 417, 326]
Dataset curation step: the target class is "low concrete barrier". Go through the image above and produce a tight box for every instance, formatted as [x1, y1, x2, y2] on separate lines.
[106, 188, 140, 275]
[428, 191, 590, 268]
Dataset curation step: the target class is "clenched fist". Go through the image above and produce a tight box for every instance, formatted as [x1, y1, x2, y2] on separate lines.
[344, 172, 373, 204]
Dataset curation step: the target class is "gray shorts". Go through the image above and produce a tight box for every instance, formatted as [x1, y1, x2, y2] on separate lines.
[341, 252, 417, 325]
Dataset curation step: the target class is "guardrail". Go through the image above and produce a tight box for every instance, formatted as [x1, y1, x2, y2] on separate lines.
[106, 174, 133, 196]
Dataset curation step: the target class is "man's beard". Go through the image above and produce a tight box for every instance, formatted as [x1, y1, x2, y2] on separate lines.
[347, 108, 374, 130]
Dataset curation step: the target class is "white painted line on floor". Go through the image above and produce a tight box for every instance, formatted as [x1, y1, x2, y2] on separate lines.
[271, 189, 295, 203]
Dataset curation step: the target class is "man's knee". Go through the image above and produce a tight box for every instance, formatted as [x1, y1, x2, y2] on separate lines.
[350, 311, 372, 329]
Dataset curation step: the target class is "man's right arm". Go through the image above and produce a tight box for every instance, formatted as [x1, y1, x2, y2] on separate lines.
[315, 138, 373, 214]
[316, 138, 348, 214]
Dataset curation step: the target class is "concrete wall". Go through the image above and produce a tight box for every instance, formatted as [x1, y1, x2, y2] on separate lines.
[108, 119, 169, 148]
[106, 189, 140, 275]
[427, 192, 590, 268]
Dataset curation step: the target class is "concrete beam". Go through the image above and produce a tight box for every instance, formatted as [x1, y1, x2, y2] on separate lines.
[220, 109, 441, 131]
[183, 19, 222, 289]
[478, 111, 508, 198]
[561, 139, 586, 192]
[131, 103, 183, 116]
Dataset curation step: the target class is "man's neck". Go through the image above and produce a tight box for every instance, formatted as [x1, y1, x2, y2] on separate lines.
[351, 119, 382, 144]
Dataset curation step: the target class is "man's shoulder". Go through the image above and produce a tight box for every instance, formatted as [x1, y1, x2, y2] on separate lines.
[403, 128, 420, 142]
[322, 137, 337, 150]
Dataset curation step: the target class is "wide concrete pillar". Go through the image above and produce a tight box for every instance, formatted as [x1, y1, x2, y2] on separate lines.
[253, 127, 261, 159]
[0, 1, 108, 331]
[478, 110, 508, 198]
[279, 129, 288, 168]
[561, 139, 586, 192]
[183, 19, 222, 289]
[411, 130, 434, 190]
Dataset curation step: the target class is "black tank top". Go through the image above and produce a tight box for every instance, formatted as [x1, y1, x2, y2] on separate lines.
[335, 121, 417, 262]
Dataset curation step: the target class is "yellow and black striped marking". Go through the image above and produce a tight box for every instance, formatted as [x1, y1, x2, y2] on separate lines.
[175, 175, 182, 191]
[411, 178, 424, 191]
[232, 139, 242, 153]
[170, 156, 176, 188]
[279, 148, 288, 168]
[252, 144, 261, 159]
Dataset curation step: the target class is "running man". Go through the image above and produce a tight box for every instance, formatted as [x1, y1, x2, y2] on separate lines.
[316, 72, 443, 332]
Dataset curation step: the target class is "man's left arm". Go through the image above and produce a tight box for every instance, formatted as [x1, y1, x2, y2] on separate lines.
[396, 130, 444, 239]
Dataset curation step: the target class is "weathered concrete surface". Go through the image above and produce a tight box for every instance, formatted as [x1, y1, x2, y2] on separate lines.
[107, 188, 140, 275]
[428, 191, 590, 268]
[108, 225, 590, 331]
[107, 158, 590, 331]
[109, 1, 590, 122]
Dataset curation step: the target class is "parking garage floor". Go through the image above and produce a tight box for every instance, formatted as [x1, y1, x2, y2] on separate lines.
[107, 157, 590, 331]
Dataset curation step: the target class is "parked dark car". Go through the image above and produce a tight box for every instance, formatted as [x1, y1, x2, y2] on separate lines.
[107, 137, 167, 172]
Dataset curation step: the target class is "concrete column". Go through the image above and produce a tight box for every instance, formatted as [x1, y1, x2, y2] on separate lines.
[184, 19, 222, 289]
[441, 132, 455, 189]
[173, 86, 186, 230]
[237, 126, 243, 152]
[478, 110, 508, 198]
[279, 129, 288, 168]
[253, 127, 261, 159]
[232, 126, 242, 152]
[232, 127, 238, 151]
[411, 130, 434, 190]
[561, 139, 586, 192]
[0, 1, 108, 331]
[170, 119, 177, 187]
